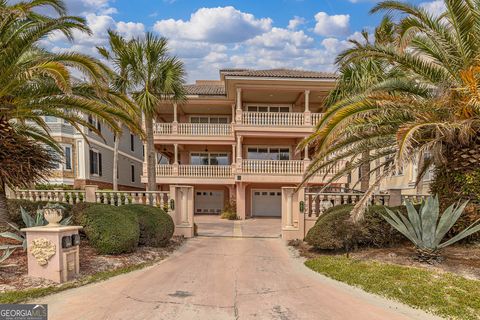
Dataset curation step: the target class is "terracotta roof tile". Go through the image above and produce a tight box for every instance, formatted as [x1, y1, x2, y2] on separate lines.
[184, 84, 226, 96]
[221, 68, 337, 79]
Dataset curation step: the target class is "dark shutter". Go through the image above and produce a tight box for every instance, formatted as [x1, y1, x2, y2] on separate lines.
[98, 153, 102, 176]
[88, 115, 93, 131]
[89, 150, 94, 174]
[130, 134, 134, 151]
[97, 121, 101, 133]
[131, 165, 135, 182]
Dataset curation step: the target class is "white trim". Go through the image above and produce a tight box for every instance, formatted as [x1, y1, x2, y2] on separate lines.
[62, 143, 73, 171]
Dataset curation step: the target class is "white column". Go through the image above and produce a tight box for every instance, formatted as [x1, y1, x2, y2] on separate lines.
[304, 89, 311, 126]
[232, 144, 236, 164]
[181, 188, 188, 224]
[235, 88, 242, 123]
[236, 136, 242, 162]
[174, 144, 178, 164]
[173, 103, 178, 123]
[286, 189, 294, 228]
[231, 104, 235, 123]
[304, 143, 309, 160]
[304, 90, 310, 112]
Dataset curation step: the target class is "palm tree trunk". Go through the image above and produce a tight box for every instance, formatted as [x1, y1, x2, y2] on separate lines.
[360, 151, 370, 192]
[0, 182, 9, 225]
[113, 133, 120, 191]
[145, 114, 157, 192]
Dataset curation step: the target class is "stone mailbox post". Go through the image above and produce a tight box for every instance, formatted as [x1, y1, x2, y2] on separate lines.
[21, 205, 82, 283]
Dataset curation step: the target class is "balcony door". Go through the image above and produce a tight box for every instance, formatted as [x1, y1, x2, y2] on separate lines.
[247, 147, 290, 160]
[246, 106, 290, 113]
[190, 152, 229, 165]
[190, 116, 229, 123]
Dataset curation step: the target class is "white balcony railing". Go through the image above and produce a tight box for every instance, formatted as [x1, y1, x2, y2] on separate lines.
[155, 164, 233, 178]
[153, 123, 172, 135]
[153, 122, 232, 136]
[242, 112, 304, 126]
[11, 189, 85, 204]
[156, 164, 174, 176]
[242, 159, 304, 175]
[179, 165, 232, 177]
[178, 123, 231, 136]
[311, 113, 323, 126]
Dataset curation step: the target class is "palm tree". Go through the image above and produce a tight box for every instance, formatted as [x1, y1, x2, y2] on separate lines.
[303, 0, 480, 221]
[97, 30, 142, 191]
[0, 0, 141, 222]
[107, 32, 186, 193]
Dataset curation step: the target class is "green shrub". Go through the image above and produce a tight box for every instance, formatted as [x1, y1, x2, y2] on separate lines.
[220, 200, 238, 220]
[305, 204, 404, 250]
[122, 204, 174, 247]
[80, 204, 139, 254]
[6, 199, 73, 227]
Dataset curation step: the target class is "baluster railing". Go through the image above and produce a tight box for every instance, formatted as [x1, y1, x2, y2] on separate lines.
[177, 123, 232, 136]
[242, 160, 303, 174]
[242, 112, 304, 126]
[153, 123, 173, 135]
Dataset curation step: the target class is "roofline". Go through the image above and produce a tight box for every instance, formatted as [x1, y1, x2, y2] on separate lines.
[223, 75, 337, 82]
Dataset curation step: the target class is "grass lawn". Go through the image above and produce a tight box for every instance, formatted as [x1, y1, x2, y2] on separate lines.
[305, 256, 480, 320]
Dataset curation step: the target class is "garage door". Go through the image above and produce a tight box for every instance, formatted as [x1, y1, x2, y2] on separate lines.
[195, 190, 224, 214]
[252, 189, 281, 217]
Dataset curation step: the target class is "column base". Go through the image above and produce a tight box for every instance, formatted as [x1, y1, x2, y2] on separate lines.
[175, 225, 194, 238]
[282, 228, 302, 241]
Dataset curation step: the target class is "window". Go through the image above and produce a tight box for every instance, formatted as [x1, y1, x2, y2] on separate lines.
[247, 147, 290, 160]
[64, 145, 72, 170]
[190, 116, 228, 123]
[88, 115, 101, 132]
[44, 116, 58, 123]
[190, 153, 228, 165]
[130, 134, 135, 151]
[131, 165, 135, 182]
[89, 149, 102, 176]
[246, 105, 290, 112]
[157, 153, 169, 165]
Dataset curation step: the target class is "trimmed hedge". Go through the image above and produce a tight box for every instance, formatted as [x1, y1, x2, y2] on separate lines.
[305, 204, 404, 250]
[79, 204, 139, 255]
[6, 199, 73, 227]
[122, 204, 174, 247]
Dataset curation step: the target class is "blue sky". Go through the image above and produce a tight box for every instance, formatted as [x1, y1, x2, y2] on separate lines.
[45, 0, 444, 82]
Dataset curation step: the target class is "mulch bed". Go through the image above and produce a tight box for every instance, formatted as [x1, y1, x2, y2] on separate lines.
[291, 240, 480, 280]
[0, 236, 185, 293]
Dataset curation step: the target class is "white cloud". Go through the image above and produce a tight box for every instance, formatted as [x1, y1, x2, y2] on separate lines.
[314, 12, 350, 36]
[287, 16, 305, 30]
[153, 6, 272, 43]
[247, 27, 313, 49]
[420, 0, 446, 16]
[116, 21, 145, 39]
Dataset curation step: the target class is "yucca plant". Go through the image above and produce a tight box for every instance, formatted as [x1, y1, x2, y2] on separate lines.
[0, 206, 71, 250]
[382, 195, 480, 263]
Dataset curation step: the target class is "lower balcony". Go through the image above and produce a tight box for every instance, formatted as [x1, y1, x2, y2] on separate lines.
[143, 160, 346, 185]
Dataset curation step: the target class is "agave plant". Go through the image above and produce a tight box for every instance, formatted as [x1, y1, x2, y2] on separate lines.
[0, 206, 71, 250]
[382, 195, 480, 262]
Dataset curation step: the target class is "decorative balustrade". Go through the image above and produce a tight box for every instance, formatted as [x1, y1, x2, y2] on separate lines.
[12, 190, 85, 204]
[304, 192, 390, 217]
[242, 159, 304, 175]
[178, 165, 232, 177]
[156, 164, 174, 176]
[311, 113, 323, 126]
[242, 112, 304, 126]
[153, 123, 172, 135]
[402, 194, 429, 204]
[177, 123, 232, 136]
[153, 122, 232, 136]
[95, 190, 170, 208]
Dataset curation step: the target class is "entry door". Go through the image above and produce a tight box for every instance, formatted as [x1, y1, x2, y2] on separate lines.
[252, 189, 282, 217]
[195, 190, 224, 214]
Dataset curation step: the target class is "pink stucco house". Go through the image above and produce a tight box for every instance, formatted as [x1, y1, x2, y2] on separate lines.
[143, 69, 348, 219]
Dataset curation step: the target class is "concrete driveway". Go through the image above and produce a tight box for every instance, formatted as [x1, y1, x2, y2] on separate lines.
[195, 215, 281, 238]
[34, 234, 439, 320]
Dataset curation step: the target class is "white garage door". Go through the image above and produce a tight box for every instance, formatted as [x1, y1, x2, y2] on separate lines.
[195, 190, 224, 214]
[252, 189, 282, 217]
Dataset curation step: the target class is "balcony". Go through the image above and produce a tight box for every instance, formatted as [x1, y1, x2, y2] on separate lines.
[242, 112, 305, 126]
[149, 164, 234, 184]
[153, 122, 234, 143]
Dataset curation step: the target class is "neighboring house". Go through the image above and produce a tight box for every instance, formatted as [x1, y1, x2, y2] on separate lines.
[43, 115, 144, 190]
[145, 69, 349, 219]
